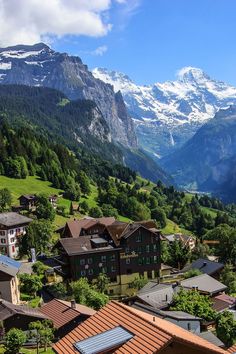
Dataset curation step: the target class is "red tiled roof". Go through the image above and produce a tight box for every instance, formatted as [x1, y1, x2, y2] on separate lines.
[228, 344, 236, 353]
[53, 301, 227, 354]
[39, 299, 94, 329]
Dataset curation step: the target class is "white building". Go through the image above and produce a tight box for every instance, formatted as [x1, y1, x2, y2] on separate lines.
[0, 212, 32, 258]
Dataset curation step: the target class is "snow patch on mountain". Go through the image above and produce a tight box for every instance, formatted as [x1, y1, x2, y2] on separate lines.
[93, 67, 236, 157]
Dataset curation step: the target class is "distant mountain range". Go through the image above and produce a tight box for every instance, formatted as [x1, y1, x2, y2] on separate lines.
[161, 106, 236, 202]
[93, 67, 236, 158]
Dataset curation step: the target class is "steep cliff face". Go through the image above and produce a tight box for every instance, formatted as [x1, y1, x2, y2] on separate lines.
[160, 106, 236, 195]
[0, 43, 137, 148]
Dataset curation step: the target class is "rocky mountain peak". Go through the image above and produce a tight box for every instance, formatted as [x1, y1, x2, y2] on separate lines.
[0, 43, 137, 149]
[176, 66, 210, 84]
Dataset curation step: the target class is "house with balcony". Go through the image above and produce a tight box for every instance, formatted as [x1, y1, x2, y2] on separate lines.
[0, 212, 32, 258]
[54, 219, 161, 295]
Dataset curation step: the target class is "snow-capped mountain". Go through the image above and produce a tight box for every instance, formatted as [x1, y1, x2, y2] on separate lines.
[93, 67, 236, 157]
[0, 43, 137, 148]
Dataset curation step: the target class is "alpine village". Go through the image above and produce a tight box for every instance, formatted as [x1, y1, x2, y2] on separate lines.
[1, 2, 236, 354]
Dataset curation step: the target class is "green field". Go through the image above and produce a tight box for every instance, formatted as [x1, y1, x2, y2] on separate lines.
[161, 218, 192, 235]
[0, 175, 64, 204]
[0, 175, 131, 225]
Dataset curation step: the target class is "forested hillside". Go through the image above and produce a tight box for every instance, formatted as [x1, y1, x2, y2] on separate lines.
[0, 84, 172, 184]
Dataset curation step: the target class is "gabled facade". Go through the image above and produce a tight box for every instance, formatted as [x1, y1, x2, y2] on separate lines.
[0, 212, 32, 258]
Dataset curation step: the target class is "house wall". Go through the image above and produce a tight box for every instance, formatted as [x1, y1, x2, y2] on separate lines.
[0, 275, 20, 304]
[0, 223, 29, 258]
[69, 249, 120, 283]
[119, 228, 161, 280]
[162, 341, 214, 354]
[4, 314, 44, 332]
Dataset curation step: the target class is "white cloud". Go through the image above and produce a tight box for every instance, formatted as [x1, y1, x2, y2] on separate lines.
[92, 45, 108, 56]
[115, 0, 142, 30]
[0, 0, 113, 46]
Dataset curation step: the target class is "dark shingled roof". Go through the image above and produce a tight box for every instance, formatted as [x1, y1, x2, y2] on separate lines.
[0, 299, 47, 321]
[39, 299, 95, 329]
[182, 258, 224, 276]
[57, 236, 116, 256]
[62, 217, 116, 238]
[0, 212, 32, 227]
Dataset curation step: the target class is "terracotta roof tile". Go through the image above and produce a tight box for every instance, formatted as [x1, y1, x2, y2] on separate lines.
[53, 301, 227, 354]
[228, 343, 236, 353]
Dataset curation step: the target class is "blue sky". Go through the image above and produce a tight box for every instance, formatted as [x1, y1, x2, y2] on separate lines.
[1, 0, 236, 85]
[51, 0, 236, 85]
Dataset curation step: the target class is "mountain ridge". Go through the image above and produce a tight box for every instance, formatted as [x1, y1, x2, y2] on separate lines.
[0, 43, 137, 148]
[93, 66, 236, 157]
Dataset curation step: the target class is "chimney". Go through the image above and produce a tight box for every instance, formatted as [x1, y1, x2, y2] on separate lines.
[153, 317, 155, 322]
[71, 300, 76, 309]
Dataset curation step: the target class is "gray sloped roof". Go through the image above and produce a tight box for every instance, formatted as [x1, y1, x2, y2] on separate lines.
[132, 302, 201, 321]
[0, 255, 21, 276]
[198, 332, 225, 348]
[0, 212, 32, 227]
[182, 258, 224, 275]
[0, 299, 47, 321]
[137, 283, 174, 309]
[180, 274, 227, 295]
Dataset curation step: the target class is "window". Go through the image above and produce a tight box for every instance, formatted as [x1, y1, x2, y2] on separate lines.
[187, 323, 191, 331]
[12, 245, 15, 253]
[1, 239, 6, 244]
[137, 246, 142, 254]
[138, 258, 143, 265]
[81, 270, 86, 276]
[10, 237, 15, 243]
[109, 289, 114, 295]
[126, 258, 131, 265]
[80, 259, 85, 266]
[146, 245, 150, 253]
[126, 269, 132, 274]
[101, 255, 106, 263]
[88, 269, 93, 275]
[111, 266, 116, 272]
[110, 254, 115, 261]
[154, 256, 157, 264]
[146, 257, 150, 265]
[153, 244, 157, 252]
[88, 258, 93, 265]
[102, 267, 107, 273]
[10, 230, 14, 235]
[0, 231, 5, 236]
[136, 234, 142, 243]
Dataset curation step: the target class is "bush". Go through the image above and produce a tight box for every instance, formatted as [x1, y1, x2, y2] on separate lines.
[4, 328, 26, 354]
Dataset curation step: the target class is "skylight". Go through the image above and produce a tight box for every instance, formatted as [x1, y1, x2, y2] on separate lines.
[74, 326, 134, 354]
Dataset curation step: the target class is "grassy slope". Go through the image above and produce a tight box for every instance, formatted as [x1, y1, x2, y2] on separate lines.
[0, 175, 131, 225]
[0, 175, 219, 233]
